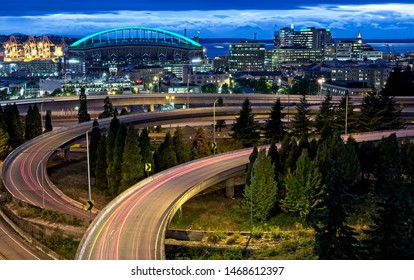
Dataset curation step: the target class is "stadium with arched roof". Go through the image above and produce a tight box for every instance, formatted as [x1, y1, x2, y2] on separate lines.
[67, 26, 204, 73]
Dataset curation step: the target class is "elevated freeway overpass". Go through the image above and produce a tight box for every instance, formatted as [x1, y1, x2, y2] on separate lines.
[3, 93, 414, 124]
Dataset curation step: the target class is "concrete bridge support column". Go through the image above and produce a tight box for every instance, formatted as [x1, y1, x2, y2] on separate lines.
[149, 104, 155, 112]
[64, 148, 71, 162]
[225, 178, 235, 198]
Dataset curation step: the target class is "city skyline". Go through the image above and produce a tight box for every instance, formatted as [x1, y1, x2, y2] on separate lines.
[0, 1, 414, 40]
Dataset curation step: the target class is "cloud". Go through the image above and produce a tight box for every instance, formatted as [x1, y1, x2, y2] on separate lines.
[0, 4, 413, 38]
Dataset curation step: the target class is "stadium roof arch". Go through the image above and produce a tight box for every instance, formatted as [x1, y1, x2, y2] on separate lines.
[69, 26, 202, 50]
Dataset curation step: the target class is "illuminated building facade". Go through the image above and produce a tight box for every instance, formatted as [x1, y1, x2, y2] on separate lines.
[268, 48, 323, 67]
[326, 64, 392, 89]
[0, 60, 61, 77]
[277, 26, 332, 50]
[271, 26, 331, 66]
[67, 26, 204, 74]
[228, 42, 265, 73]
[324, 32, 383, 61]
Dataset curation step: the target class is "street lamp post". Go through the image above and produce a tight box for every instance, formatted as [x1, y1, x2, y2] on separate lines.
[86, 127, 94, 223]
[186, 67, 190, 109]
[213, 99, 219, 154]
[318, 77, 325, 95]
[40, 101, 44, 133]
[345, 91, 349, 135]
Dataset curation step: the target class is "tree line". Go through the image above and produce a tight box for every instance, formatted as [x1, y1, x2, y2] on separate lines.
[0, 103, 52, 160]
[231, 90, 403, 147]
[88, 117, 214, 198]
[243, 132, 414, 259]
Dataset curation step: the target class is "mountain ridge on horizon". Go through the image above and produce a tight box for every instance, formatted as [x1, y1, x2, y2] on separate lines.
[1, 34, 414, 44]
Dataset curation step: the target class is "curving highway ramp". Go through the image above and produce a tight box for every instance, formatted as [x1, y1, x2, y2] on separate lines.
[76, 148, 253, 259]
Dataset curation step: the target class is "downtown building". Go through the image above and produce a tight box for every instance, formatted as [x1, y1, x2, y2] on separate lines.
[228, 41, 266, 73]
[267, 26, 332, 68]
[324, 32, 382, 61]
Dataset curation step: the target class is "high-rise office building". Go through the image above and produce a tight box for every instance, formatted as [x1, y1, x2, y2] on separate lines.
[272, 26, 332, 65]
[278, 26, 332, 50]
[228, 42, 265, 73]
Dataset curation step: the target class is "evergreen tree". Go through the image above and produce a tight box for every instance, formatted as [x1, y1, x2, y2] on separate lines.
[284, 139, 300, 173]
[314, 135, 360, 188]
[357, 141, 377, 181]
[358, 91, 403, 132]
[215, 97, 226, 132]
[0, 127, 12, 159]
[3, 103, 24, 149]
[192, 127, 211, 159]
[265, 98, 286, 142]
[25, 105, 35, 140]
[107, 123, 127, 196]
[44, 111, 53, 132]
[383, 66, 414, 96]
[154, 132, 178, 172]
[173, 126, 191, 164]
[268, 142, 282, 181]
[23, 104, 42, 139]
[120, 126, 144, 193]
[278, 134, 291, 174]
[231, 98, 260, 147]
[106, 116, 120, 171]
[242, 149, 278, 222]
[95, 136, 108, 191]
[32, 104, 42, 137]
[291, 93, 310, 141]
[314, 92, 335, 140]
[313, 161, 359, 260]
[282, 150, 322, 219]
[245, 146, 258, 187]
[78, 87, 91, 123]
[99, 96, 115, 119]
[364, 134, 414, 259]
[139, 128, 154, 176]
[333, 95, 358, 134]
[405, 142, 414, 183]
[89, 119, 101, 176]
[290, 78, 318, 95]
[337, 137, 361, 188]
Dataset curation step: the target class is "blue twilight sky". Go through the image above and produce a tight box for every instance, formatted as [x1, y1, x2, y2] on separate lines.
[1, 1, 414, 39]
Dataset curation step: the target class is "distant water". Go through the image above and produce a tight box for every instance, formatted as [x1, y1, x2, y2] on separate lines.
[203, 42, 414, 58]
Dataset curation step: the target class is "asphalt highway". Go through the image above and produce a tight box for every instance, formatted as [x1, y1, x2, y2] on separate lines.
[0, 214, 51, 260]
[76, 147, 254, 260]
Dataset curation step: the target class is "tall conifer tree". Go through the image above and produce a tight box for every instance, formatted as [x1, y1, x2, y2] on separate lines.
[265, 98, 285, 142]
[231, 98, 260, 147]
[192, 127, 211, 159]
[95, 136, 108, 191]
[173, 126, 191, 164]
[139, 128, 154, 176]
[120, 126, 144, 193]
[313, 161, 359, 260]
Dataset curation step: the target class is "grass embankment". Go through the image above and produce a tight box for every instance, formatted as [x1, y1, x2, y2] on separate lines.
[168, 190, 317, 260]
[48, 151, 114, 210]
